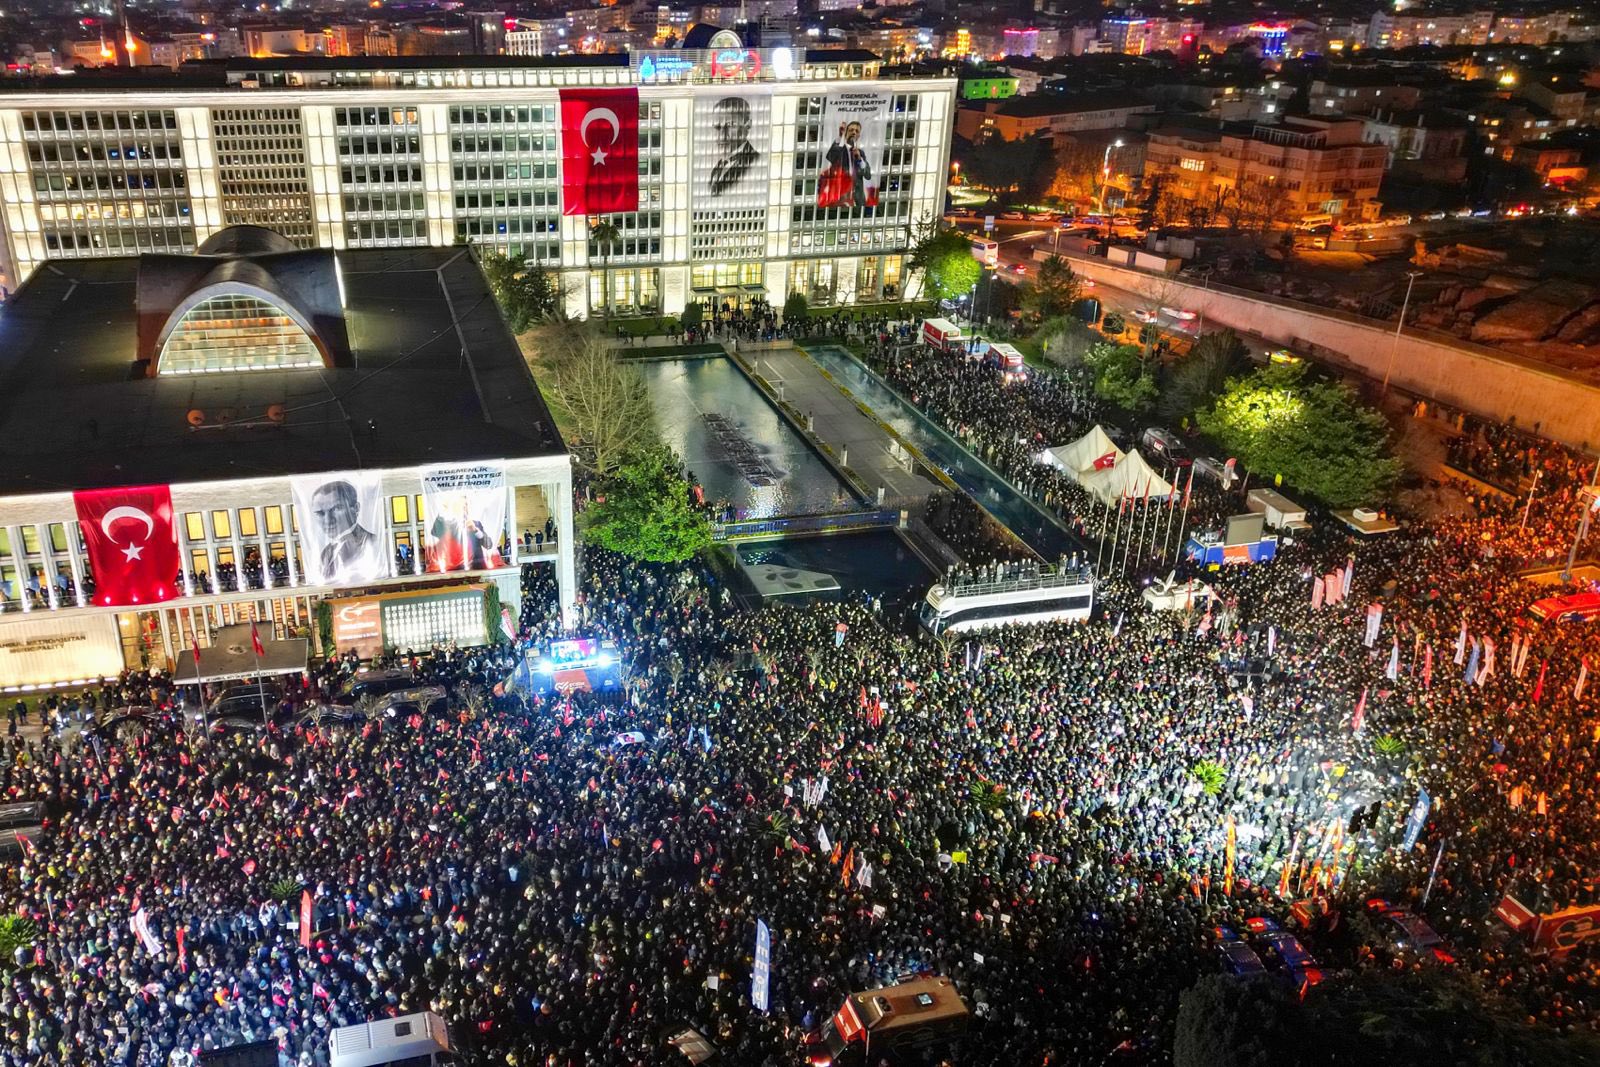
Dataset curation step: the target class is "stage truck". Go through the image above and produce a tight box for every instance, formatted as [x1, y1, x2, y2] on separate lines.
[508, 636, 623, 697]
[803, 976, 970, 1067]
[917, 563, 1095, 635]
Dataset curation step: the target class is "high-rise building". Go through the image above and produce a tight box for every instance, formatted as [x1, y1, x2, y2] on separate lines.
[0, 51, 955, 315]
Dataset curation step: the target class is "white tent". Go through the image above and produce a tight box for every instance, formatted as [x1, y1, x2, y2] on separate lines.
[1081, 448, 1175, 505]
[1038, 425, 1123, 483]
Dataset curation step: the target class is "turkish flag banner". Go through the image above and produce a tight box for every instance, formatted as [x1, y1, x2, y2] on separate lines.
[74, 484, 181, 607]
[1092, 451, 1118, 470]
[559, 87, 639, 216]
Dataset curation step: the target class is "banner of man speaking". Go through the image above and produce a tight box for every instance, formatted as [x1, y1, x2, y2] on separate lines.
[422, 464, 508, 572]
[817, 91, 888, 212]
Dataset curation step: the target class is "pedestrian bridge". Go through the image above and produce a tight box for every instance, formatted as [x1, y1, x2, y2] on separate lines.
[711, 508, 903, 543]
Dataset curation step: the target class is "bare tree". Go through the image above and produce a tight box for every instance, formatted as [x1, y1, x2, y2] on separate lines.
[537, 326, 658, 475]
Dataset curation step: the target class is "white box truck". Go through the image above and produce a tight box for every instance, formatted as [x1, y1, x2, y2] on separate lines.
[1246, 488, 1310, 531]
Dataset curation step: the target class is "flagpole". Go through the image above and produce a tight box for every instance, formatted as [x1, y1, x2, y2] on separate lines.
[1106, 491, 1126, 580]
[1173, 471, 1194, 565]
[252, 617, 268, 728]
[1159, 474, 1179, 565]
[1093, 487, 1109, 578]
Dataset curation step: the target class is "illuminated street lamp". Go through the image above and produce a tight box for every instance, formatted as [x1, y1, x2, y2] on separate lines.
[1096, 140, 1125, 217]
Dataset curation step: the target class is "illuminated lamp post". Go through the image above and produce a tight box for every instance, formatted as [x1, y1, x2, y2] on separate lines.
[1381, 270, 1423, 395]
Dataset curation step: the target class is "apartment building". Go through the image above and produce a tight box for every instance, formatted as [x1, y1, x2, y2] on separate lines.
[1147, 117, 1389, 222]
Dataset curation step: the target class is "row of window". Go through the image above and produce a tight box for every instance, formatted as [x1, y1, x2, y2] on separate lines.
[37, 201, 188, 222]
[344, 192, 426, 214]
[333, 107, 419, 128]
[340, 164, 424, 185]
[345, 219, 427, 243]
[21, 110, 177, 133]
[27, 142, 181, 164]
[449, 105, 558, 126]
[338, 135, 422, 157]
[454, 189, 558, 211]
[43, 228, 193, 252]
[212, 125, 303, 141]
[32, 172, 189, 193]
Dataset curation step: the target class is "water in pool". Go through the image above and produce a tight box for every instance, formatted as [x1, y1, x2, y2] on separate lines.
[639, 357, 862, 519]
[737, 530, 934, 608]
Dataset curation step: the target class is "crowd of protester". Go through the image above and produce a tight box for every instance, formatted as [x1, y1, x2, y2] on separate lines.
[3, 342, 1600, 1066]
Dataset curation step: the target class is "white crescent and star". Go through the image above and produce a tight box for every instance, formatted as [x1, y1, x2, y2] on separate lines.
[580, 107, 620, 167]
[100, 504, 154, 563]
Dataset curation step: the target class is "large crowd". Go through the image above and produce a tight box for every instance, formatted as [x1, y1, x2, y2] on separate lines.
[3, 340, 1600, 1067]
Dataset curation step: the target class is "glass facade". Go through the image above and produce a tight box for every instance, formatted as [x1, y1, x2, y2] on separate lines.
[157, 293, 323, 375]
[212, 107, 315, 246]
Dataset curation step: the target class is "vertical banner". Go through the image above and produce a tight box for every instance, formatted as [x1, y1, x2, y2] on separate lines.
[299, 889, 313, 949]
[73, 484, 182, 607]
[422, 464, 508, 572]
[752, 919, 771, 1012]
[291, 472, 389, 587]
[693, 92, 770, 260]
[1402, 788, 1430, 851]
[559, 87, 639, 216]
[818, 91, 888, 211]
[1222, 817, 1237, 898]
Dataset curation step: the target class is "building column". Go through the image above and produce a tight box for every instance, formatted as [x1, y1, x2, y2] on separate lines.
[157, 608, 175, 669]
[7, 527, 29, 613]
[554, 472, 577, 630]
[65, 521, 87, 607]
[284, 500, 300, 586]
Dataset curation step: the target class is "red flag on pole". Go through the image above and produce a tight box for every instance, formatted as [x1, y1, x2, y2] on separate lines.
[1182, 468, 1194, 508]
[559, 87, 639, 215]
[1092, 450, 1117, 470]
[299, 890, 313, 949]
[1351, 687, 1368, 732]
[250, 620, 265, 658]
[1533, 659, 1548, 704]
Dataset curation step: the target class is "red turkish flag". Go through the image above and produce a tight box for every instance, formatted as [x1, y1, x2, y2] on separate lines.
[1092, 451, 1118, 470]
[560, 87, 639, 216]
[74, 484, 180, 607]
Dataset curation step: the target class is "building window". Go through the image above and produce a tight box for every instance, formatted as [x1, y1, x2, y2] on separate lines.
[264, 506, 283, 535]
[184, 513, 204, 542]
[158, 294, 324, 375]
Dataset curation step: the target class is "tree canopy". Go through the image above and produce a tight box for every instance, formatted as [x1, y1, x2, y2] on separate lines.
[1020, 256, 1082, 321]
[1159, 329, 1251, 424]
[581, 447, 713, 563]
[1083, 342, 1157, 413]
[783, 291, 810, 323]
[910, 227, 982, 303]
[480, 250, 562, 333]
[533, 322, 657, 476]
[1196, 362, 1402, 507]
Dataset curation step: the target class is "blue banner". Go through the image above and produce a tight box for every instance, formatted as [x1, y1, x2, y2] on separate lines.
[752, 919, 771, 1011]
[1402, 788, 1431, 851]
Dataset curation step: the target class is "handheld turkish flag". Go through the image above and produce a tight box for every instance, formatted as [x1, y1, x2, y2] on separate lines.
[74, 484, 180, 607]
[560, 87, 639, 216]
[1092, 450, 1118, 470]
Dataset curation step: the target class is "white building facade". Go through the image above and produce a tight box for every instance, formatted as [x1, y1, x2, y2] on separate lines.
[0, 49, 957, 317]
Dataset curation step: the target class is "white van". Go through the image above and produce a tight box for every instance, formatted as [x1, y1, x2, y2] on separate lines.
[328, 1012, 457, 1067]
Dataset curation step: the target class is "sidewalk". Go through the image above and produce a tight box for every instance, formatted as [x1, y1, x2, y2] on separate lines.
[741, 346, 945, 509]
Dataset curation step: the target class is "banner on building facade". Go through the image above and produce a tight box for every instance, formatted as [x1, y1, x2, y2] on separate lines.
[694, 91, 769, 203]
[559, 87, 640, 216]
[817, 91, 888, 211]
[290, 471, 389, 588]
[0, 613, 124, 689]
[422, 464, 508, 572]
[73, 483, 182, 607]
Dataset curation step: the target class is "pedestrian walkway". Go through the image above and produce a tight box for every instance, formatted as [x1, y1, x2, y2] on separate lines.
[741, 345, 945, 509]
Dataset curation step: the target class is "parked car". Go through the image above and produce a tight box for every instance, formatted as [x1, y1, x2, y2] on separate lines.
[1244, 917, 1324, 987]
[1131, 308, 1159, 324]
[89, 704, 175, 739]
[1160, 306, 1198, 321]
[1192, 454, 1235, 487]
[1214, 925, 1268, 977]
[1111, 216, 1134, 227]
[1366, 899, 1455, 963]
[0, 802, 46, 831]
[1141, 427, 1192, 467]
[1000, 211, 1026, 221]
[331, 669, 447, 714]
[1027, 211, 1056, 222]
[1528, 591, 1600, 623]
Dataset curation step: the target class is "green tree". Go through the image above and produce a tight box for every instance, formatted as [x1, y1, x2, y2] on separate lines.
[681, 301, 704, 333]
[1197, 362, 1402, 507]
[1084, 343, 1157, 412]
[1159, 329, 1250, 423]
[589, 218, 622, 318]
[909, 226, 982, 303]
[1174, 974, 1295, 1067]
[783, 291, 810, 324]
[1020, 256, 1081, 321]
[581, 447, 713, 562]
[480, 250, 562, 333]
[483, 582, 503, 645]
[0, 916, 38, 970]
[1039, 317, 1101, 368]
